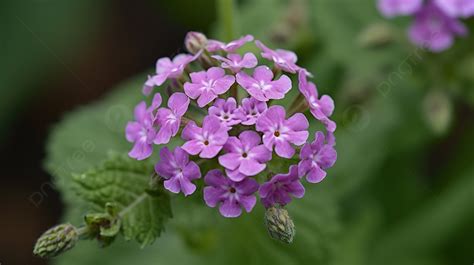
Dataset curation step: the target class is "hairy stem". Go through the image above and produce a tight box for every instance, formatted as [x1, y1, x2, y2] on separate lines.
[288, 94, 308, 116]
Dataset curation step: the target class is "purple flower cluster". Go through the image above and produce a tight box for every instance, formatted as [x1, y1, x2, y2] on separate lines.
[378, 0, 473, 52]
[126, 32, 337, 218]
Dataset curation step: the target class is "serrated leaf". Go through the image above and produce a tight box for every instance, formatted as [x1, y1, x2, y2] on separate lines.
[73, 154, 172, 247]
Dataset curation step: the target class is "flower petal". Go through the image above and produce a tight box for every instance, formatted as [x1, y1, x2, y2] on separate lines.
[204, 186, 225, 207]
[306, 166, 326, 183]
[218, 153, 242, 170]
[239, 159, 266, 176]
[275, 140, 295, 158]
[239, 130, 261, 149]
[205, 169, 228, 186]
[168, 92, 190, 116]
[219, 199, 242, 218]
[179, 178, 197, 196]
[197, 90, 217, 107]
[200, 145, 223, 158]
[253, 65, 274, 81]
[239, 195, 257, 213]
[181, 140, 204, 155]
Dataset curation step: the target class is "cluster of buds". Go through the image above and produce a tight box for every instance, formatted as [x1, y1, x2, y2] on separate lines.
[377, 0, 474, 52]
[33, 224, 79, 258]
[125, 31, 337, 240]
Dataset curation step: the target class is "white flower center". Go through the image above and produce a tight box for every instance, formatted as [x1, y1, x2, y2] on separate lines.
[253, 80, 272, 91]
[202, 79, 216, 91]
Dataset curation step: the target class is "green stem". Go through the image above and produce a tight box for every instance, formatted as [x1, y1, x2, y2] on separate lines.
[217, 0, 235, 42]
[76, 226, 90, 237]
[288, 94, 308, 116]
[230, 82, 239, 102]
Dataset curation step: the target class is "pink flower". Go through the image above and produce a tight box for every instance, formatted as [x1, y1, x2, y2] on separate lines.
[236, 66, 291, 102]
[126, 93, 162, 160]
[218, 131, 272, 180]
[203, 169, 259, 218]
[298, 70, 336, 132]
[212, 53, 258, 72]
[434, 0, 474, 18]
[208, 97, 242, 130]
[155, 147, 201, 196]
[155, 92, 190, 145]
[206, 35, 254, 53]
[259, 165, 304, 208]
[377, 0, 423, 17]
[298, 132, 337, 183]
[256, 105, 309, 159]
[181, 116, 229, 158]
[409, 2, 468, 52]
[184, 67, 235, 107]
[255, 40, 301, 73]
[236, 97, 268, 126]
[144, 53, 200, 96]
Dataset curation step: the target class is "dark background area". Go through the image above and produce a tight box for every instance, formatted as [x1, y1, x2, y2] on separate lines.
[0, 1, 201, 264]
[1, 1, 473, 265]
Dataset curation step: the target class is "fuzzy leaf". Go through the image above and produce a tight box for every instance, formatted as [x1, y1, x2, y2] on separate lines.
[73, 154, 172, 247]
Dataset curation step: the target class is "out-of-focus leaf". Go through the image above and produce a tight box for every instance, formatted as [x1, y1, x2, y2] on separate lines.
[45, 77, 143, 212]
[0, 0, 104, 140]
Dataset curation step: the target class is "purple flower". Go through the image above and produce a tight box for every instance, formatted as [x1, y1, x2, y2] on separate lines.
[259, 165, 305, 208]
[208, 97, 241, 130]
[203, 169, 259, 218]
[255, 40, 301, 73]
[212, 53, 258, 72]
[409, 2, 468, 52]
[236, 97, 267, 126]
[184, 67, 235, 107]
[298, 132, 337, 183]
[155, 147, 201, 196]
[126, 93, 162, 160]
[206, 35, 254, 53]
[236, 66, 291, 102]
[377, 0, 423, 17]
[256, 105, 309, 159]
[435, 0, 474, 18]
[155, 92, 190, 145]
[298, 70, 336, 132]
[218, 131, 272, 180]
[181, 116, 229, 158]
[144, 53, 200, 96]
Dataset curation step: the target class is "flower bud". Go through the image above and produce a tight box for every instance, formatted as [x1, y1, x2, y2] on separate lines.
[264, 206, 295, 244]
[33, 224, 78, 258]
[423, 90, 452, 135]
[185, 31, 208, 54]
[357, 22, 394, 49]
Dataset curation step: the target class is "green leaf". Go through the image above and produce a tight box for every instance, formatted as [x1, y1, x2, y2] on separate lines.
[73, 154, 172, 247]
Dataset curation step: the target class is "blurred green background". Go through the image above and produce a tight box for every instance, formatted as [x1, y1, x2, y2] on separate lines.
[0, 0, 473, 265]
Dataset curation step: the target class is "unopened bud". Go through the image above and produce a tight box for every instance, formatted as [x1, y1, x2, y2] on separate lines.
[33, 224, 78, 258]
[423, 90, 452, 135]
[185, 31, 208, 54]
[264, 206, 295, 244]
[357, 23, 394, 49]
